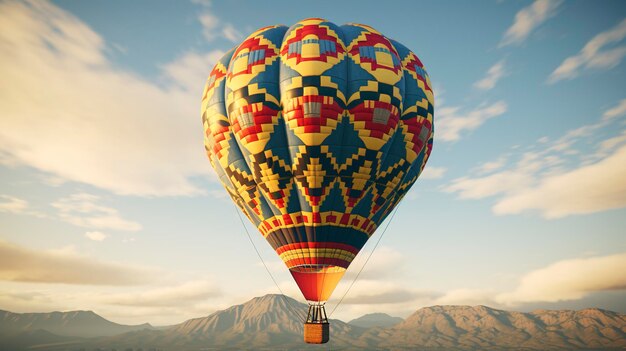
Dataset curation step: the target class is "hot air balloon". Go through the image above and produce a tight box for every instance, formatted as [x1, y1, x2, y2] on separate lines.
[201, 18, 434, 344]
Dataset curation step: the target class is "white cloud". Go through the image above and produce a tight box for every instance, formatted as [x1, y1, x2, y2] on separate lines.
[436, 101, 508, 142]
[434, 288, 498, 306]
[199, 12, 220, 42]
[198, 6, 242, 43]
[493, 144, 626, 218]
[595, 130, 626, 158]
[0, 289, 57, 311]
[103, 280, 220, 307]
[85, 231, 108, 241]
[0, 194, 47, 218]
[419, 166, 447, 180]
[0, 195, 29, 214]
[474, 60, 507, 91]
[497, 253, 626, 304]
[500, 0, 562, 47]
[446, 99, 626, 218]
[337, 280, 436, 305]
[162, 50, 226, 92]
[0, 0, 219, 197]
[191, 0, 212, 5]
[222, 23, 243, 43]
[445, 169, 532, 200]
[325, 279, 440, 320]
[548, 19, 626, 83]
[0, 239, 156, 285]
[52, 193, 142, 231]
[603, 98, 626, 121]
[446, 142, 626, 219]
[410, 253, 626, 309]
[344, 246, 409, 281]
[474, 156, 507, 175]
[547, 124, 593, 153]
[323, 247, 445, 320]
[0, 278, 225, 325]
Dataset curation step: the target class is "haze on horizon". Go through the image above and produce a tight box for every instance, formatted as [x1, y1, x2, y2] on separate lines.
[0, 0, 625, 326]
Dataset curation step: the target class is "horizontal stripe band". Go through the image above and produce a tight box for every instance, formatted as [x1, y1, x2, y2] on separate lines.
[265, 226, 369, 252]
[284, 257, 352, 269]
[275, 241, 360, 255]
[279, 248, 356, 263]
[258, 211, 378, 236]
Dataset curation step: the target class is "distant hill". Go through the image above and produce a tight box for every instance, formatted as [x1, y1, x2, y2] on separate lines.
[349, 312, 403, 328]
[361, 305, 626, 350]
[0, 309, 154, 337]
[1, 296, 625, 351]
[0, 329, 81, 351]
[91, 294, 367, 350]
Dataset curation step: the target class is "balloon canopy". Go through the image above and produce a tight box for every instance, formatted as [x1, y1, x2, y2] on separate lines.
[202, 18, 434, 302]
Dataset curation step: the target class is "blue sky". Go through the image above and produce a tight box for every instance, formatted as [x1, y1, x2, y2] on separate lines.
[1, 0, 625, 325]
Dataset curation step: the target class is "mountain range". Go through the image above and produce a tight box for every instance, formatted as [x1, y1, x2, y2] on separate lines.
[0, 309, 153, 337]
[0, 309, 154, 351]
[1, 294, 625, 350]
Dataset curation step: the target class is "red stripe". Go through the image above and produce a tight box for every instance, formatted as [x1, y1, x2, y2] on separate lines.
[284, 257, 351, 269]
[275, 242, 360, 255]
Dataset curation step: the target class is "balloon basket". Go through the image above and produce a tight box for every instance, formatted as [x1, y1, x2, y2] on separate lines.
[304, 303, 329, 344]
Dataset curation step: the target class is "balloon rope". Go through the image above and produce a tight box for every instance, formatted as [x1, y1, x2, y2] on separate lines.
[233, 205, 307, 323]
[328, 205, 399, 318]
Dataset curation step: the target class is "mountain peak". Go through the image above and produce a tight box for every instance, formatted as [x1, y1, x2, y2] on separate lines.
[380, 305, 626, 350]
[168, 294, 364, 348]
[4, 301, 625, 350]
[408, 304, 508, 319]
[173, 293, 306, 336]
[243, 294, 301, 312]
[0, 309, 154, 338]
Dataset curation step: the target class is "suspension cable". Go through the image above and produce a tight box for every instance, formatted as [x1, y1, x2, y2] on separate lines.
[233, 205, 307, 323]
[328, 205, 400, 317]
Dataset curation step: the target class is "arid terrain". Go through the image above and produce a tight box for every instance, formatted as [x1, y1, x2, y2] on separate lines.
[1, 294, 625, 351]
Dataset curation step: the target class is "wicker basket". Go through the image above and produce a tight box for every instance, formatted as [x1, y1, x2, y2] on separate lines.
[304, 322, 330, 344]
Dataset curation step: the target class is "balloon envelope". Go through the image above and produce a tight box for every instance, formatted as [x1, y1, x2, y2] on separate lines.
[202, 18, 434, 302]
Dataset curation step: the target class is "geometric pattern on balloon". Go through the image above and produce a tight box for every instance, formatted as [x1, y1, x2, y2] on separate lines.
[201, 18, 435, 302]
